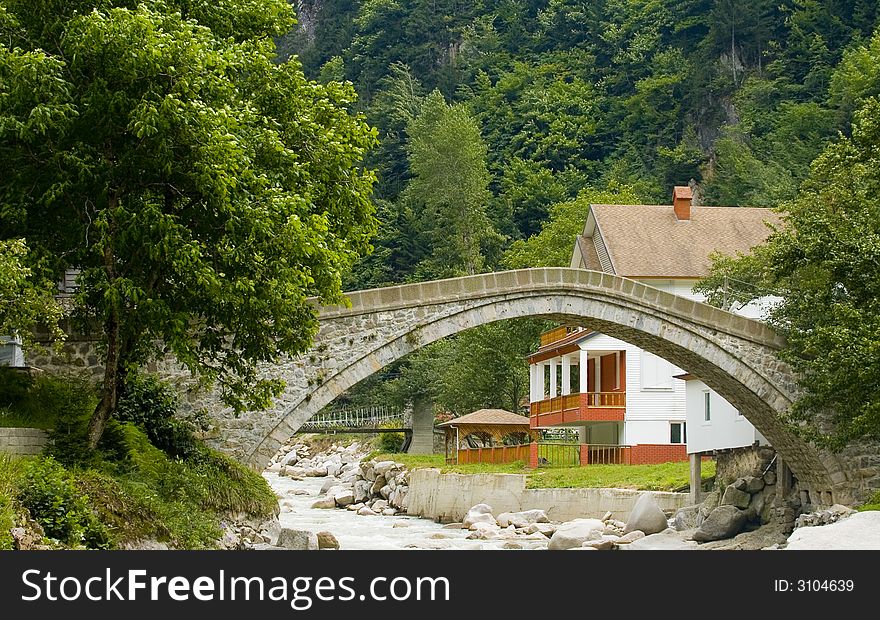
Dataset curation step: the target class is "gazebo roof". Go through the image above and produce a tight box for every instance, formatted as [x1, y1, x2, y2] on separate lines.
[437, 408, 530, 428]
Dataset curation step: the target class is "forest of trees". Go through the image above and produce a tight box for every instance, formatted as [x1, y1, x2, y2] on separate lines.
[280, 0, 880, 427]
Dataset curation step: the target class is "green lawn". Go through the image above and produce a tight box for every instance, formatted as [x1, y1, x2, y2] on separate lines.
[368, 452, 716, 492]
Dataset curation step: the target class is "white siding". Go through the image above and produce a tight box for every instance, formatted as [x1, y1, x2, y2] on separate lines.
[578, 334, 686, 445]
[683, 378, 764, 454]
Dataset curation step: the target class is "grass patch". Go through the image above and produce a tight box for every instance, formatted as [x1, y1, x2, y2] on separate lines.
[369, 452, 716, 491]
[858, 491, 880, 512]
[0, 454, 24, 549]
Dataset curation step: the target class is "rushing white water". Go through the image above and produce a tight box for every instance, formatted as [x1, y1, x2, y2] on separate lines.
[264, 472, 547, 550]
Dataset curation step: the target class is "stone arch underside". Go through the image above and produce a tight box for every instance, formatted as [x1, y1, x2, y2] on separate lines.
[206, 268, 875, 505]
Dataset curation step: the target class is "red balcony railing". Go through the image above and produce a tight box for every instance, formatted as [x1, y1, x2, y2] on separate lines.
[529, 392, 626, 427]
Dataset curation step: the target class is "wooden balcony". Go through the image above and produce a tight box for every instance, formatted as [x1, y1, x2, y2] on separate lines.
[529, 392, 626, 427]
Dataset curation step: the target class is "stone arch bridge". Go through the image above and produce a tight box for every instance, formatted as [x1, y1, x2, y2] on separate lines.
[204, 268, 877, 506]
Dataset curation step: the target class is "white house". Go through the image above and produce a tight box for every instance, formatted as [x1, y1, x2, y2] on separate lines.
[527, 186, 779, 464]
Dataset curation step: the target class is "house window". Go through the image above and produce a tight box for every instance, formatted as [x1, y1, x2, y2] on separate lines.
[641, 352, 673, 390]
[703, 391, 711, 422]
[670, 422, 686, 444]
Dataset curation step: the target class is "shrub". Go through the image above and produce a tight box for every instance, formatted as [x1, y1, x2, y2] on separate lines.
[17, 456, 110, 547]
[378, 421, 405, 453]
[40, 374, 101, 465]
[0, 454, 23, 550]
[115, 374, 207, 459]
[0, 367, 34, 408]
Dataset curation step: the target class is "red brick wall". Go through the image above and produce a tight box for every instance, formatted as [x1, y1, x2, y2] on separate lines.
[628, 444, 688, 465]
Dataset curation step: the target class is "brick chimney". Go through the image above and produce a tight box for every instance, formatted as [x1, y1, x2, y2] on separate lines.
[673, 185, 692, 221]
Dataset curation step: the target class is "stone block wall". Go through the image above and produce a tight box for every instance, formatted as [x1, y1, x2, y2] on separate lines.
[0, 428, 49, 456]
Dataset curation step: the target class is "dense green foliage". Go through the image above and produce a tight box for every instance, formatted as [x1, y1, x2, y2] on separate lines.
[0, 372, 276, 549]
[0, 1, 377, 447]
[116, 374, 207, 459]
[0, 240, 63, 350]
[698, 94, 880, 448]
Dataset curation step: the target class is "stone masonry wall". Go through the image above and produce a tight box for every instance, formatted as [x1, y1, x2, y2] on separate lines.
[0, 428, 49, 456]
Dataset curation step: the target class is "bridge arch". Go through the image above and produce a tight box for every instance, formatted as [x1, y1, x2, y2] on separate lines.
[208, 268, 871, 505]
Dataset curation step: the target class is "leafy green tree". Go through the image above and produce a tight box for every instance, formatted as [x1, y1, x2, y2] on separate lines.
[0, 1, 377, 447]
[505, 184, 642, 268]
[406, 91, 501, 277]
[0, 239, 64, 349]
[697, 97, 880, 447]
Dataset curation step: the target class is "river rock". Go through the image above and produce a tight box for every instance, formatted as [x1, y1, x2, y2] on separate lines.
[374, 461, 398, 478]
[619, 529, 698, 550]
[625, 493, 669, 535]
[463, 504, 498, 529]
[721, 485, 751, 509]
[382, 508, 397, 516]
[379, 485, 393, 500]
[320, 478, 340, 494]
[316, 531, 339, 550]
[693, 505, 748, 542]
[497, 510, 549, 528]
[582, 535, 619, 550]
[672, 505, 701, 531]
[466, 522, 502, 540]
[354, 480, 371, 503]
[525, 522, 557, 537]
[743, 475, 765, 493]
[548, 519, 605, 550]
[311, 497, 337, 509]
[442, 523, 464, 529]
[357, 506, 377, 516]
[333, 489, 355, 507]
[326, 461, 343, 478]
[615, 530, 646, 545]
[360, 461, 376, 481]
[276, 529, 318, 550]
[305, 467, 328, 477]
[371, 499, 389, 512]
[260, 519, 282, 546]
[370, 475, 386, 495]
[347, 503, 364, 511]
[281, 451, 298, 466]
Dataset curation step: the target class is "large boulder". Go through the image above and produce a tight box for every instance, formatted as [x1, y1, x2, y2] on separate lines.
[463, 504, 497, 529]
[693, 505, 748, 542]
[720, 485, 751, 509]
[276, 529, 318, 550]
[354, 480, 372, 503]
[497, 510, 549, 529]
[619, 530, 699, 551]
[624, 493, 669, 535]
[743, 475, 765, 493]
[548, 519, 606, 551]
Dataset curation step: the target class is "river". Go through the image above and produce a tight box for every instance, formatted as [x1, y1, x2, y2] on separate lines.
[264, 471, 549, 550]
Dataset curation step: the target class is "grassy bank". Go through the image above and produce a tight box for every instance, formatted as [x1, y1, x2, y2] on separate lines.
[368, 452, 715, 492]
[0, 370, 277, 550]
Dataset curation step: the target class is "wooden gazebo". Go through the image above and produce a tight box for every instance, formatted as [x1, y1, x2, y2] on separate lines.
[437, 409, 539, 464]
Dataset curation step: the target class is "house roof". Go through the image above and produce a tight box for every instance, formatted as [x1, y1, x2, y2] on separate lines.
[579, 204, 781, 279]
[437, 409, 530, 428]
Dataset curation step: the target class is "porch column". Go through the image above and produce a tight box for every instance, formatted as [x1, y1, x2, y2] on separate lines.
[541, 362, 549, 399]
[561, 356, 571, 395]
[549, 358, 558, 397]
[594, 355, 602, 394]
[529, 364, 538, 402]
[579, 349, 589, 395]
[689, 452, 702, 505]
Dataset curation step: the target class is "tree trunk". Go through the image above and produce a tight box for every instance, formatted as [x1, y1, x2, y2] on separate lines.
[87, 311, 121, 449]
[87, 192, 123, 449]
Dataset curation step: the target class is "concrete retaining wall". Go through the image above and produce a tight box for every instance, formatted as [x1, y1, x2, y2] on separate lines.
[406, 468, 688, 522]
[0, 427, 49, 456]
